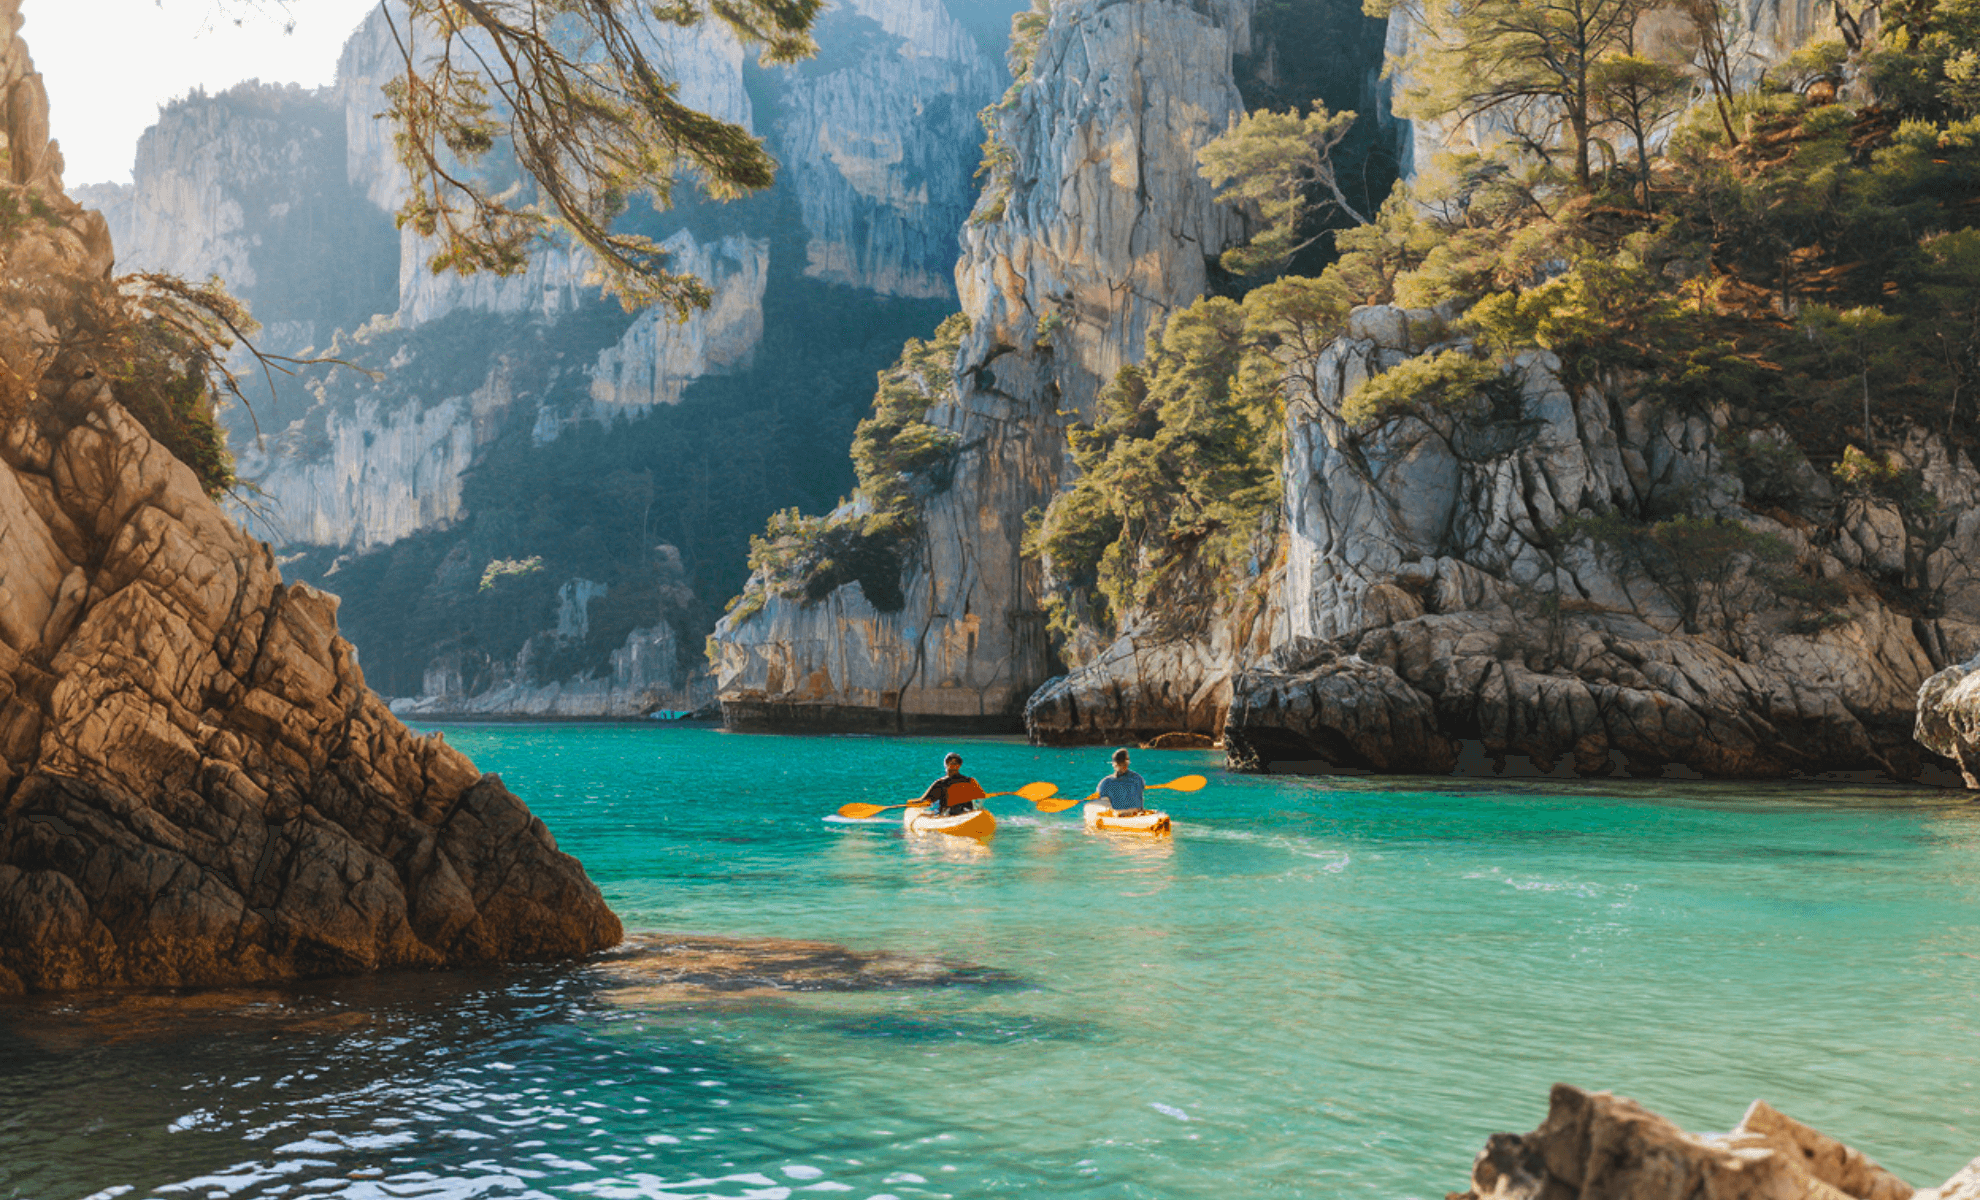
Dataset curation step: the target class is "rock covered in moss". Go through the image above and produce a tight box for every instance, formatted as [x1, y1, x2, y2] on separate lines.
[0, 1, 619, 994]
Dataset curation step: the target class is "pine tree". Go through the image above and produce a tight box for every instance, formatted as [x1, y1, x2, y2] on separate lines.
[1372, 0, 1649, 190]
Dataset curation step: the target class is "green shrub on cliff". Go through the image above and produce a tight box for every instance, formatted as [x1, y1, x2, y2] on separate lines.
[729, 314, 967, 620]
[46, 269, 254, 499]
[1340, 349, 1506, 426]
[1028, 298, 1280, 637]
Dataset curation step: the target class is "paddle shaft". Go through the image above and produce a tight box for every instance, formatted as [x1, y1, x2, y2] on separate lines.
[1036, 774, 1206, 814]
[836, 781, 1057, 820]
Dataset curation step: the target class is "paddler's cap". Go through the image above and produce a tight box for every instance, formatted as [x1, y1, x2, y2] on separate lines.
[1112, 748, 1131, 763]
[944, 751, 963, 764]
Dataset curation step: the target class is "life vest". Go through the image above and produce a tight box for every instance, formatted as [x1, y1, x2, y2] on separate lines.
[931, 776, 985, 807]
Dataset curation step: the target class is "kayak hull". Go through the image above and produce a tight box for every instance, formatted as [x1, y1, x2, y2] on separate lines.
[1083, 802, 1171, 834]
[904, 806, 998, 839]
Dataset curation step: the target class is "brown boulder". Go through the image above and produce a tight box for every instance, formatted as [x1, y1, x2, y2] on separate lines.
[1452, 1085, 1965, 1200]
[1224, 642, 1460, 774]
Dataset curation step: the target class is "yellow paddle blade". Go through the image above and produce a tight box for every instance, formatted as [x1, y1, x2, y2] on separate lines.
[836, 802, 890, 819]
[1016, 781, 1059, 801]
[1036, 792, 1097, 814]
[1155, 774, 1208, 792]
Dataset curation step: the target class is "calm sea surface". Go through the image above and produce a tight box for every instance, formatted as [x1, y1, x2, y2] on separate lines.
[3, 725, 1979, 1199]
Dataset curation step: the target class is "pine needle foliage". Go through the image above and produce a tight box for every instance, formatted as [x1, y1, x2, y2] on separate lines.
[383, 0, 822, 316]
[1028, 298, 1280, 638]
[1198, 105, 1367, 276]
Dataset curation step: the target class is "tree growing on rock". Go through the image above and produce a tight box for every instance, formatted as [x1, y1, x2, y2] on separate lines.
[1589, 51, 1690, 208]
[1371, 0, 1651, 190]
[1198, 105, 1368, 277]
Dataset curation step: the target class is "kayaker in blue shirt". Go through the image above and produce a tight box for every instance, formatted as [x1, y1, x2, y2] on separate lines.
[1095, 748, 1147, 814]
[917, 752, 981, 815]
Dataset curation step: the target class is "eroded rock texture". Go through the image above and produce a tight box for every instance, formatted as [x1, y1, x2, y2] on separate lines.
[0, 6, 620, 994]
[1224, 310, 1977, 780]
[1454, 1085, 1975, 1200]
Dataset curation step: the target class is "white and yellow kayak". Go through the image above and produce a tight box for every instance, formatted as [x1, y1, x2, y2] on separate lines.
[903, 805, 998, 839]
[1083, 801, 1172, 835]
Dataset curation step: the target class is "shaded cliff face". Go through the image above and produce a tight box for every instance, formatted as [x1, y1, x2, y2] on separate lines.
[713, 0, 1262, 730]
[0, 3, 620, 993]
[1221, 306, 1979, 782]
[78, 0, 1021, 716]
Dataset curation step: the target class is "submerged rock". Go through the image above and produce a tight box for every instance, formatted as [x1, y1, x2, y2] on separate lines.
[1452, 1084, 1972, 1200]
[0, 5, 620, 994]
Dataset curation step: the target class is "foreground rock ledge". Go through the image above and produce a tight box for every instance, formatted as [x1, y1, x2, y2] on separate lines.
[0, 4, 620, 994]
[1457, 1084, 1979, 1200]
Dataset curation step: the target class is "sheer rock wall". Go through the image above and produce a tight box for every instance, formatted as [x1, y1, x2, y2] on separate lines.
[712, 0, 1257, 730]
[0, 4, 620, 993]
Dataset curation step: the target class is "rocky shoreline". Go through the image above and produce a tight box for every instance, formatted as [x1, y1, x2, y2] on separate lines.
[0, 4, 620, 995]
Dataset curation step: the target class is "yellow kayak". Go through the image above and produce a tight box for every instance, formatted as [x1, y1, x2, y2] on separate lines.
[903, 805, 998, 839]
[1083, 802, 1171, 835]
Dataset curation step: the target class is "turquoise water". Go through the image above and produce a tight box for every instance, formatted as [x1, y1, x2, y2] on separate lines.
[3, 725, 1979, 1200]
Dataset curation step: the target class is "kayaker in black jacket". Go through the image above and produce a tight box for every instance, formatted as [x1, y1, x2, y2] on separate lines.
[1095, 748, 1148, 815]
[917, 752, 981, 815]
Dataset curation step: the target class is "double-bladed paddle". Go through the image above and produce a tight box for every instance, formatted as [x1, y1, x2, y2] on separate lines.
[835, 780, 1058, 820]
[1035, 774, 1208, 814]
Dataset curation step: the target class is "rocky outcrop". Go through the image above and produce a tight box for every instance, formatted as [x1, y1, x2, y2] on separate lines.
[0, 7, 619, 993]
[1023, 548, 1284, 745]
[1222, 307, 1978, 780]
[712, 0, 1259, 730]
[1453, 1085, 1973, 1200]
[1916, 651, 1980, 786]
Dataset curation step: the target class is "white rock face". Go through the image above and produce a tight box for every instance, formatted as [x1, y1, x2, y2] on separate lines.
[234, 392, 479, 551]
[589, 235, 770, 412]
[776, 0, 1004, 298]
[69, 81, 399, 353]
[714, 0, 1256, 728]
[1210, 302, 1980, 780]
[954, 0, 1252, 413]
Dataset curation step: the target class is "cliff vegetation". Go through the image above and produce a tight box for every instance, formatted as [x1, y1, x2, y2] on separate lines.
[728, 311, 967, 622]
[1034, 0, 1980, 664]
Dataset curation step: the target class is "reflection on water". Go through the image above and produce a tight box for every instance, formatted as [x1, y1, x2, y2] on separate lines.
[4, 726, 1978, 1200]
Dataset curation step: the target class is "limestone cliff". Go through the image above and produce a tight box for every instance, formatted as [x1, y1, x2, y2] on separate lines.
[1218, 307, 1979, 781]
[0, 5, 620, 993]
[1450, 1084, 1975, 1200]
[778, 0, 1005, 298]
[711, 0, 1259, 730]
[70, 0, 1018, 720]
